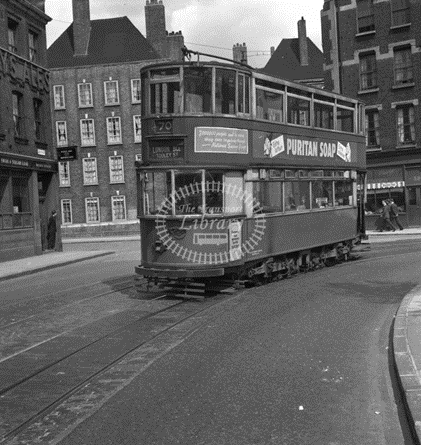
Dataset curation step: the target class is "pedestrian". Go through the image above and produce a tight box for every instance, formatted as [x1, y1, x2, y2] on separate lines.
[47, 210, 57, 250]
[389, 198, 404, 230]
[380, 200, 396, 232]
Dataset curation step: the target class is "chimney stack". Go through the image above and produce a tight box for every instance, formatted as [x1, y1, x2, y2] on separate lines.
[72, 0, 91, 56]
[233, 43, 248, 64]
[298, 16, 308, 66]
[145, 0, 167, 57]
[270, 46, 275, 56]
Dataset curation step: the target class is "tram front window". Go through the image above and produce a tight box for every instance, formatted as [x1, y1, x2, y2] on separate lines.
[143, 171, 171, 215]
[185, 67, 212, 113]
[150, 82, 181, 114]
[215, 69, 236, 114]
[174, 171, 203, 215]
[205, 171, 223, 214]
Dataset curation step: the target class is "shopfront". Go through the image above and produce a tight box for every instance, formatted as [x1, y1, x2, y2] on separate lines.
[0, 155, 59, 262]
[365, 165, 421, 229]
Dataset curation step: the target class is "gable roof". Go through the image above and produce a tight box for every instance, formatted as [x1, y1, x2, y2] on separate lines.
[261, 37, 324, 82]
[47, 16, 159, 69]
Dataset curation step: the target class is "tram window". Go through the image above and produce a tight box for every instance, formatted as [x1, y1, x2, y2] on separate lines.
[285, 170, 297, 179]
[253, 181, 283, 213]
[287, 96, 310, 126]
[204, 171, 223, 214]
[150, 68, 180, 79]
[334, 180, 353, 206]
[150, 82, 181, 114]
[144, 171, 171, 215]
[314, 102, 334, 129]
[284, 181, 310, 211]
[336, 107, 354, 133]
[256, 89, 283, 122]
[312, 180, 333, 208]
[174, 171, 203, 214]
[215, 69, 236, 114]
[184, 67, 212, 113]
[224, 171, 244, 214]
[310, 170, 324, 178]
[238, 74, 250, 114]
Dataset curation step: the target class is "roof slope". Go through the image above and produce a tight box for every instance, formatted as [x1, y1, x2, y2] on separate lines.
[262, 38, 324, 81]
[47, 16, 159, 68]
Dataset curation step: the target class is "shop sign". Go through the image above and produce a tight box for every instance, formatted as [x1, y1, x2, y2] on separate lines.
[0, 154, 57, 172]
[195, 127, 248, 154]
[57, 146, 77, 161]
[0, 156, 29, 168]
[149, 139, 184, 160]
[367, 181, 405, 190]
[0, 46, 50, 94]
[34, 162, 56, 171]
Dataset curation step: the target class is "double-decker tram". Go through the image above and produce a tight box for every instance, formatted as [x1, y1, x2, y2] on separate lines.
[135, 50, 366, 292]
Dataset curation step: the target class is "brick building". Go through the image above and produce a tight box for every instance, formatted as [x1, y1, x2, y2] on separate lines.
[47, 0, 184, 238]
[322, 0, 421, 227]
[0, 0, 60, 261]
[262, 17, 324, 88]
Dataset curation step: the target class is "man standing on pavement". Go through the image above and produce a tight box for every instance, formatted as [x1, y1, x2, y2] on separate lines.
[47, 210, 57, 250]
[389, 199, 404, 230]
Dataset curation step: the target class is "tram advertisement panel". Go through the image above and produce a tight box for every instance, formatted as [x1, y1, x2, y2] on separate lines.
[253, 131, 364, 168]
[195, 127, 248, 154]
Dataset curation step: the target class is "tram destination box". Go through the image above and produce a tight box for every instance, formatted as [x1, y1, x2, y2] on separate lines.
[148, 139, 184, 161]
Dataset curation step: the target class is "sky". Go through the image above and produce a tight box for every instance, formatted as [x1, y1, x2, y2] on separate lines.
[45, 0, 324, 69]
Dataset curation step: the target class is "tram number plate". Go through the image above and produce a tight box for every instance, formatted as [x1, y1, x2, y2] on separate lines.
[153, 119, 173, 134]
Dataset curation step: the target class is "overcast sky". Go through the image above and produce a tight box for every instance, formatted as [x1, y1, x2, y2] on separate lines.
[45, 0, 324, 68]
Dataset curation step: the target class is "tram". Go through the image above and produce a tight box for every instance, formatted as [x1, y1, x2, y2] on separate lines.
[135, 49, 366, 288]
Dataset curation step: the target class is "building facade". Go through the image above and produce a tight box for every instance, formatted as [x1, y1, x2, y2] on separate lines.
[322, 0, 421, 227]
[0, 0, 60, 262]
[47, 0, 184, 238]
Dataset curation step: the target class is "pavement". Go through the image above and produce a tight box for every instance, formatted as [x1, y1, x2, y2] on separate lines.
[1, 230, 421, 441]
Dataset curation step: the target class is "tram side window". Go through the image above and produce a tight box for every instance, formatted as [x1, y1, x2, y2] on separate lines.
[336, 107, 354, 133]
[174, 171, 203, 215]
[150, 82, 181, 114]
[284, 181, 310, 211]
[256, 89, 283, 122]
[253, 181, 283, 213]
[143, 171, 171, 215]
[334, 180, 353, 206]
[215, 69, 236, 114]
[312, 180, 334, 208]
[314, 102, 334, 129]
[184, 67, 212, 113]
[287, 96, 310, 126]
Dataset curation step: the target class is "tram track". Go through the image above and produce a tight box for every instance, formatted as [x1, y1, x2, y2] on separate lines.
[0, 281, 236, 444]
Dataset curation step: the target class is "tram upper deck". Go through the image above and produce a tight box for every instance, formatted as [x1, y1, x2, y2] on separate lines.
[137, 59, 366, 172]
